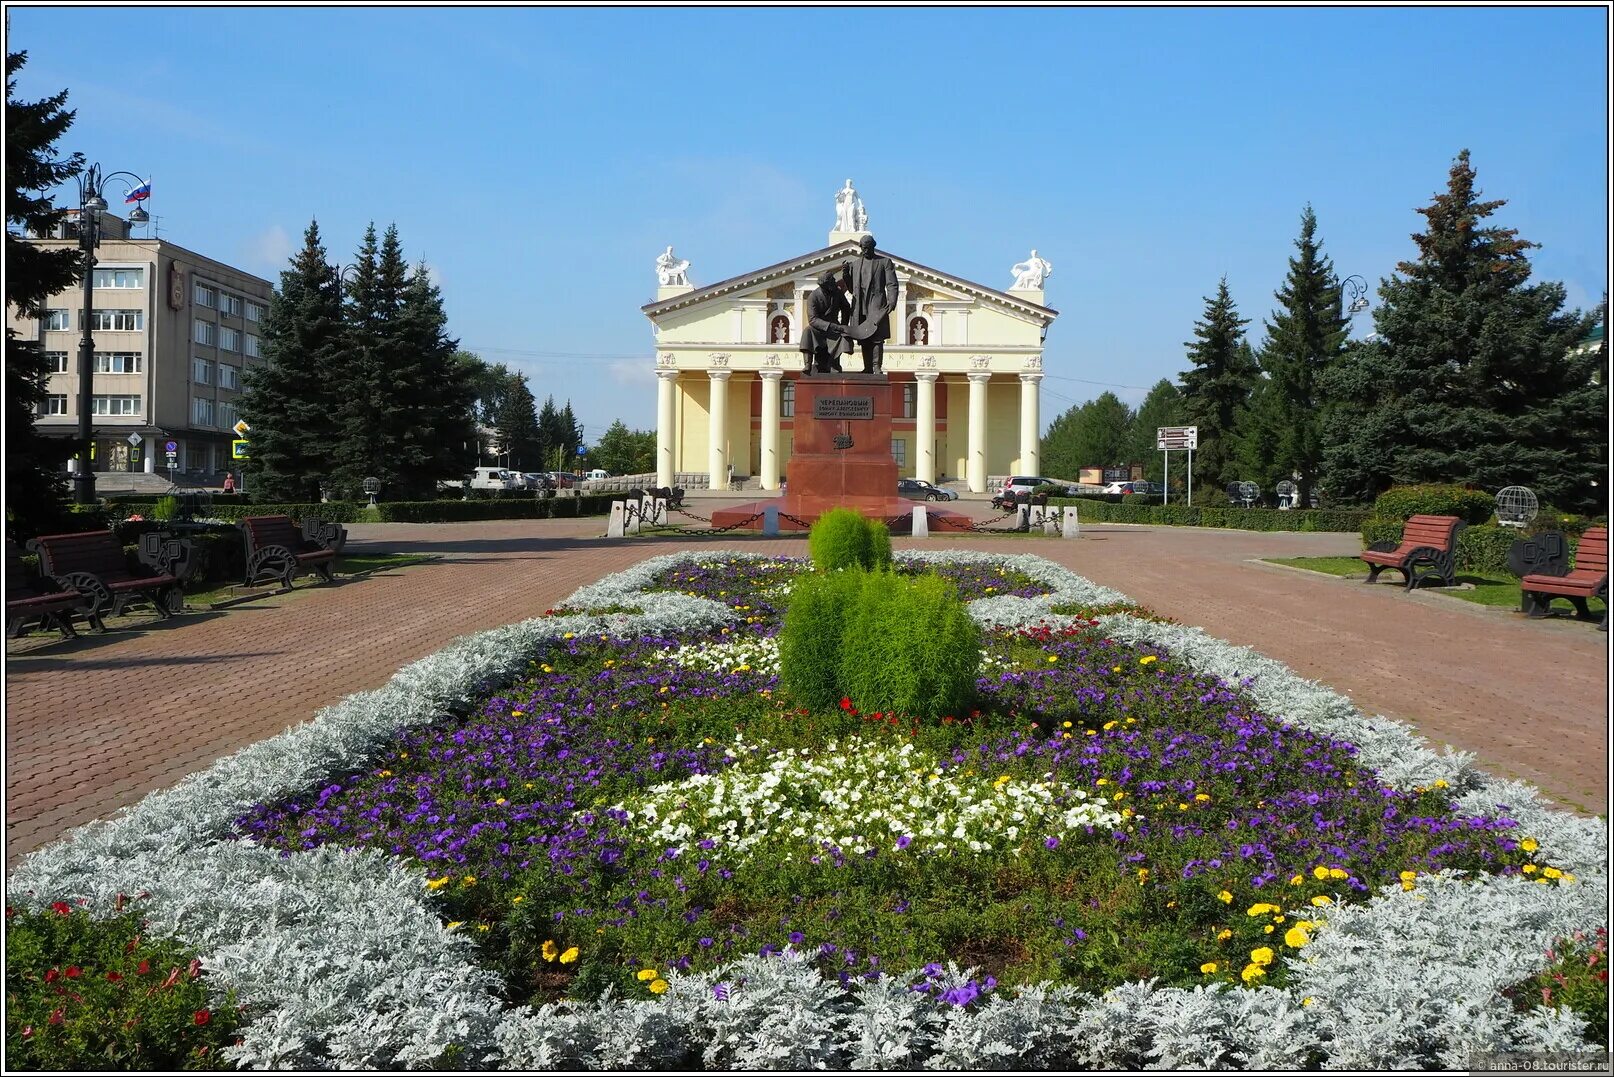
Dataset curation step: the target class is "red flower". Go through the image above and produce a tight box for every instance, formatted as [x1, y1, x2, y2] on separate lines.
[64, 966, 82, 979]
[50, 901, 71, 916]
[187, 958, 202, 979]
[136, 959, 151, 975]
[125, 935, 141, 953]
[20, 1026, 32, 1037]
[160, 966, 182, 989]
[193, 1009, 211, 1026]
[43, 968, 59, 983]
[47, 1009, 64, 1026]
[4, 905, 14, 918]
[839, 697, 853, 711]
[115, 893, 128, 913]
[105, 971, 123, 983]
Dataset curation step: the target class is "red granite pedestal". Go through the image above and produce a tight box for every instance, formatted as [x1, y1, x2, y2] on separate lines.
[712, 374, 973, 533]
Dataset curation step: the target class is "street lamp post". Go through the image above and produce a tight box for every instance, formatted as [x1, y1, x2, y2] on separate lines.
[1340, 274, 1370, 317]
[72, 164, 148, 505]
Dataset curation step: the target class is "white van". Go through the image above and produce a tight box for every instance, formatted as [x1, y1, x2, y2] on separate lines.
[585, 468, 608, 481]
[468, 466, 517, 490]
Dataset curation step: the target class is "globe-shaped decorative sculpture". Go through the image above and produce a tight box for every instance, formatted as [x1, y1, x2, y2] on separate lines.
[1237, 481, 1259, 507]
[1495, 486, 1539, 529]
[1275, 480, 1296, 509]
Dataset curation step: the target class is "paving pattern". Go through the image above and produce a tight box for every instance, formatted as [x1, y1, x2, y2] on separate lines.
[5, 504, 1607, 869]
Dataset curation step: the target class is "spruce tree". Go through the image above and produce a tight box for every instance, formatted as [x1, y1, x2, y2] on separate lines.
[5, 50, 81, 537]
[1250, 207, 1348, 506]
[394, 260, 477, 497]
[331, 224, 410, 499]
[1038, 404, 1084, 482]
[1039, 393, 1133, 480]
[1179, 278, 1257, 489]
[560, 402, 584, 465]
[1126, 378, 1187, 485]
[239, 220, 345, 501]
[495, 373, 541, 470]
[1319, 150, 1604, 510]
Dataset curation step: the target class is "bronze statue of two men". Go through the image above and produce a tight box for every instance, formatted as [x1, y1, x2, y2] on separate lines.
[799, 234, 899, 376]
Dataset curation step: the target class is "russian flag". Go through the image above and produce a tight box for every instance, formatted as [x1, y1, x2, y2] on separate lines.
[124, 179, 151, 204]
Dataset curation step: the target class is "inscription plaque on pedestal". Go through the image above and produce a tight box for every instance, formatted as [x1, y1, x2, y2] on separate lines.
[813, 396, 874, 420]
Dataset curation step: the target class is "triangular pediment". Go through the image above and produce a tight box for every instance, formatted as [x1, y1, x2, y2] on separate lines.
[641, 242, 1058, 324]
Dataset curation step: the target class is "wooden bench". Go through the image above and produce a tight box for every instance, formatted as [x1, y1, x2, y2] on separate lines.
[1359, 514, 1466, 591]
[239, 515, 345, 589]
[26, 530, 185, 619]
[1521, 525, 1608, 631]
[6, 545, 101, 639]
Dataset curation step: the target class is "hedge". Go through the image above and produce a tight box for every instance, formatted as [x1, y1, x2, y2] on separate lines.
[373, 496, 616, 523]
[1049, 498, 1370, 533]
[1371, 484, 1496, 525]
[1359, 519, 1588, 578]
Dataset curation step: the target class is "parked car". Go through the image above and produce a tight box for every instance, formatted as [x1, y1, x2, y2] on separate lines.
[1101, 480, 1136, 495]
[519, 472, 554, 492]
[992, 475, 1058, 509]
[897, 478, 959, 502]
[546, 472, 580, 489]
[468, 466, 518, 491]
[585, 468, 608, 481]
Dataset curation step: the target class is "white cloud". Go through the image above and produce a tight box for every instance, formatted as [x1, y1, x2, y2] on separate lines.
[242, 225, 295, 277]
[608, 360, 656, 386]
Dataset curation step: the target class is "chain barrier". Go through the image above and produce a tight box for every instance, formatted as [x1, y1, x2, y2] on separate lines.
[643, 511, 767, 537]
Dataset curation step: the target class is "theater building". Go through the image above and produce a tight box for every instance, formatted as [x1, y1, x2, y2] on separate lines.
[641, 187, 1058, 494]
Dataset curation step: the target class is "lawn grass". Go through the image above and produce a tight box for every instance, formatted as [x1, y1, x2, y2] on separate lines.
[1264, 555, 1607, 618]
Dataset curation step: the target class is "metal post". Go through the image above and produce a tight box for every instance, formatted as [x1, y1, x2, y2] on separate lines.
[1187, 447, 1193, 507]
[1162, 449, 1168, 505]
[74, 197, 97, 505]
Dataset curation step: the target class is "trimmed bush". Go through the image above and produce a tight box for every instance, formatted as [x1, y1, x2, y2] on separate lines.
[777, 570, 865, 711]
[808, 508, 884, 572]
[838, 571, 981, 719]
[1051, 498, 1370, 534]
[204, 502, 367, 524]
[1458, 524, 1522, 576]
[1372, 484, 1496, 525]
[374, 496, 614, 523]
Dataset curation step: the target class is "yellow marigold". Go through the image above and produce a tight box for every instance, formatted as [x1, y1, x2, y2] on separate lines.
[1327, 868, 1348, 880]
[1312, 866, 1330, 880]
[559, 947, 580, 964]
[426, 876, 450, 891]
[541, 940, 559, 961]
[1520, 838, 1538, 853]
[1177, 803, 1189, 811]
[1063, 721, 1073, 729]
[1139, 655, 1158, 664]
[1217, 890, 1233, 904]
[511, 710, 525, 718]
[1302, 996, 1316, 1007]
[1542, 867, 1563, 879]
[1096, 778, 1108, 786]
[1246, 903, 1280, 916]
[1200, 962, 1218, 974]
[1250, 947, 1275, 966]
[1433, 779, 1448, 788]
[649, 978, 669, 994]
[512, 896, 524, 904]
[1137, 868, 1150, 883]
[445, 921, 465, 930]
[478, 924, 491, 932]
[1241, 963, 1266, 983]
[1284, 926, 1311, 948]
[637, 969, 659, 981]
[1111, 665, 1122, 673]
[1310, 895, 1332, 907]
[1522, 864, 1538, 874]
[1217, 929, 1232, 941]
[1263, 924, 1275, 934]
[1195, 793, 1211, 802]
[1047, 655, 1058, 663]
[1399, 870, 1417, 882]
[494, 798, 506, 805]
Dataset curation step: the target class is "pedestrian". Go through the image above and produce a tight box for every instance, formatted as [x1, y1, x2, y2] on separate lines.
[222, 472, 236, 494]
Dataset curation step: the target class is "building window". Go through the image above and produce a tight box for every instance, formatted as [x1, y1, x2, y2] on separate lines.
[900, 383, 916, 419]
[220, 326, 241, 352]
[769, 314, 791, 344]
[908, 316, 929, 345]
[41, 394, 67, 416]
[219, 293, 242, 317]
[91, 395, 141, 416]
[243, 333, 261, 358]
[94, 352, 142, 373]
[219, 401, 238, 430]
[781, 380, 795, 418]
[90, 309, 143, 331]
[193, 357, 213, 384]
[245, 300, 265, 322]
[92, 267, 144, 288]
[194, 282, 216, 308]
[194, 320, 216, 346]
[219, 364, 240, 390]
[45, 351, 69, 373]
[44, 309, 71, 331]
[193, 397, 216, 426]
[892, 438, 907, 468]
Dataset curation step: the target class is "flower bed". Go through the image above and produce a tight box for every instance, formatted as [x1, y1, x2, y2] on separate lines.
[6, 551, 1606, 1069]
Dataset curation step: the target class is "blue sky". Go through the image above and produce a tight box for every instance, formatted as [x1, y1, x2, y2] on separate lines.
[8, 5, 1608, 439]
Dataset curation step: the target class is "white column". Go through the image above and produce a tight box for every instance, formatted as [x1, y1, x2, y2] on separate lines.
[794, 286, 807, 350]
[143, 435, 156, 473]
[656, 369, 678, 489]
[914, 371, 939, 484]
[759, 370, 782, 490]
[1019, 372, 1042, 476]
[707, 369, 731, 488]
[967, 372, 991, 493]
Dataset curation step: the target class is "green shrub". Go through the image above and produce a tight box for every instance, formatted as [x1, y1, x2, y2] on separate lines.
[373, 496, 614, 523]
[1372, 484, 1495, 525]
[4, 901, 243, 1069]
[1360, 516, 1403, 549]
[867, 519, 892, 567]
[778, 570, 864, 711]
[1458, 524, 1521, 576]
[808, 508, 876, 571]
[1050, 498, 1370, 534]
[1502, 928, 1608, 1048]
[838, 572, 981, 719]
[150, 496, 180, 522]
[205, 501, 366, 524]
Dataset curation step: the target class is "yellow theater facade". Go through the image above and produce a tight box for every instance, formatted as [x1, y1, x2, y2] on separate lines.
[641, 193, 1058, 494]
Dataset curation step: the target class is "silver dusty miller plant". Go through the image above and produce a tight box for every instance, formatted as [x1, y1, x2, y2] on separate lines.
[5, 549, 1604, 1069]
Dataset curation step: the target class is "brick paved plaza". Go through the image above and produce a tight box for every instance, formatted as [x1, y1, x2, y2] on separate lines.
[5, 505, 1608, 867]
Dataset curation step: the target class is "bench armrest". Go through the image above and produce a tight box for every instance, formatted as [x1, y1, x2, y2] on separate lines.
[301, 518, 347, 554]
[137, 532, 199, 582]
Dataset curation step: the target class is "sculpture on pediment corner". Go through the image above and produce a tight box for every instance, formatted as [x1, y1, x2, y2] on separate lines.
[1010, 249, 1052, 290]
[656, 245, 691, 286]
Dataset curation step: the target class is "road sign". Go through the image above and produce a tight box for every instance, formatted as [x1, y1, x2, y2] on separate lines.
[233, 419, 250, 437]
[232, 440, 250, 460]
[126, 432, 143, 447]
[1157, 425, 1199, 450]
[164, 440, 178, 452]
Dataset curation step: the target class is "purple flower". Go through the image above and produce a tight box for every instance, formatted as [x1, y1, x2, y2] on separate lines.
[1044, 836, 1060, 849]
[896, 835, 912, 850]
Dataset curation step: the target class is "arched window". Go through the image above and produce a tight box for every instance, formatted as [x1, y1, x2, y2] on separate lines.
[770, 314, 791, 344]
[908, 316, 929, 345]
